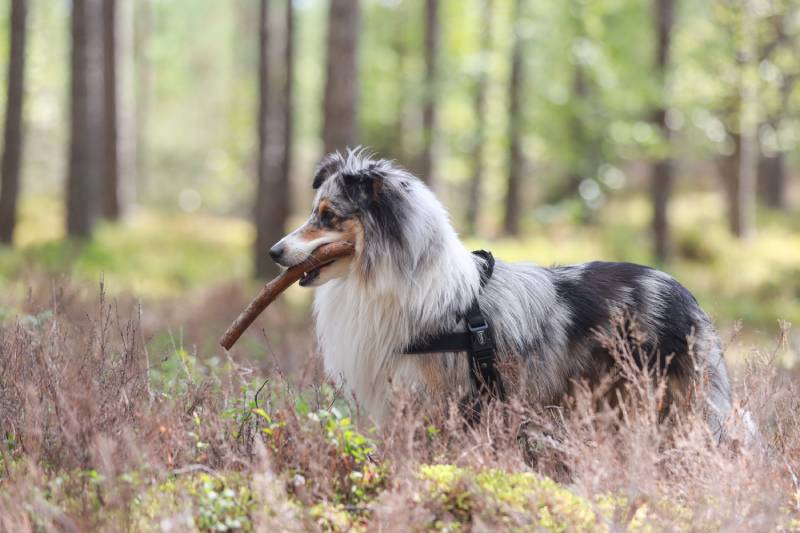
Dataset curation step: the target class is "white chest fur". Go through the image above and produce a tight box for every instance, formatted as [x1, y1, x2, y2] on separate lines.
[312, 250, 480, 423]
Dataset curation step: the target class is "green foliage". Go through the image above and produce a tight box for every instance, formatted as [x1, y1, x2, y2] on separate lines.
[194, 475, 254, 532]
[309, 408, 387, 505]
[11, 0, 799, 221]
[226, 380, 387, 507]
[251, 407, 286, 439]
[133, 473, 256, 532]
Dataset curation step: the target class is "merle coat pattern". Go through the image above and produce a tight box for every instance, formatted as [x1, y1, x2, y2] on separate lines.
[269, 149, 732, 439]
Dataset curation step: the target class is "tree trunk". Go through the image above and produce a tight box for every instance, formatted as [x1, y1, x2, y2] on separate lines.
[736, 123, 758, 240]
[101, 0, 120, 220]
[503, 0, 524, 237]
[281, 0, 294, 204]
[67, 0, 103, 239]
[322, 0, 360, 155]
[465, 0, 492, 236]
[0, 0, 27, 245]
[651, 152, 673, 261]
[757, 76, 794, 211]
[390, 4, 408, 160]
[650, 0, 676, 262]
[254, 0, 291, 279]
[419, 0, 439, 185]
[758, 151, 787, 210]
[255, 0, 275, 278]
[719, 132, 757, 238]
[720, 135, 744, 237]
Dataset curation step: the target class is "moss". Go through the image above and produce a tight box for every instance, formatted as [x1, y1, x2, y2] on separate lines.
[594, 492, 698, 531]
[417, 465, 709, 531]
[308, 502, 366, 532]
[418, 464, 600, 531]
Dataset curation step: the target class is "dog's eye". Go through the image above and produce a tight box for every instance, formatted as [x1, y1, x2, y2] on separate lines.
[319, 209, 336, 227]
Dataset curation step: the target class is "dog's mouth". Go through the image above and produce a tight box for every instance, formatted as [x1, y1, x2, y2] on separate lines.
[298, 259, 336, 287]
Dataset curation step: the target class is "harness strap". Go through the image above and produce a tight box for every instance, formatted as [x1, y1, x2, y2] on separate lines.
[405, 250, 506, 403]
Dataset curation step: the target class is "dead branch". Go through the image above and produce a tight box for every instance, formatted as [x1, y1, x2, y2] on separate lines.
[220, 241, 355, 350]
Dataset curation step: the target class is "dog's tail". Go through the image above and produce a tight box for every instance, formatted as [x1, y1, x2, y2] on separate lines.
[704, 343, 733, 443]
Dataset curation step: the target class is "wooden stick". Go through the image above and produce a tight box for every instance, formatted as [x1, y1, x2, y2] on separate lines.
[220, 241, 355, 350]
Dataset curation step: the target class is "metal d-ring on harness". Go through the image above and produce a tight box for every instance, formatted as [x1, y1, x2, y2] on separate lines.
[404, 250, 506, 404]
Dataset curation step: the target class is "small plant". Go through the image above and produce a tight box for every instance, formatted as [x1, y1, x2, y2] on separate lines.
[309, 408, 386, 505]
[131, 473, 255, 532]
[195, 474, 254, 532]
[188, 412, 211, 462]
[252, 408, 287, 440]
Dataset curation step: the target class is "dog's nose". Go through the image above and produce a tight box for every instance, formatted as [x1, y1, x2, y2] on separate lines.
[269, 244, 284, 262]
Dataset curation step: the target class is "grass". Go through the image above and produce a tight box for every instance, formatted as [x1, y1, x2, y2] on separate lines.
[0, 197, 252, 297]
[2, 192, 797, 364]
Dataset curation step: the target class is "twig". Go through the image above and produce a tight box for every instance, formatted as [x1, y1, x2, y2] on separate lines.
[219, 241, 354, 350]
[171, 464, 223, 480]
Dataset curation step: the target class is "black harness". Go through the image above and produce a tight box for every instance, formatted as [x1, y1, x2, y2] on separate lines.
[404, 250, 506, 403]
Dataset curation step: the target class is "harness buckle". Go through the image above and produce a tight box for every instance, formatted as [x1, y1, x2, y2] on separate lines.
[467, 319, 494, 359]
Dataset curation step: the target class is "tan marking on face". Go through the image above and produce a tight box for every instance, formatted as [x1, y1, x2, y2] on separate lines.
[318, 198, 332, 215]
[316, 197, 346, 229]
[340, 217, 364, 258]
[296, 225, 331, 242]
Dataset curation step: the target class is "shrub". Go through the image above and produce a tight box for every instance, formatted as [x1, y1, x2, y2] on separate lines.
[0, 287, 798, 531]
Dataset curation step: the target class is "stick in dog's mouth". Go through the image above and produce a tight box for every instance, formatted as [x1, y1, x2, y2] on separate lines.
[298, 259, 336, 287]
[219, 240, 355, 350]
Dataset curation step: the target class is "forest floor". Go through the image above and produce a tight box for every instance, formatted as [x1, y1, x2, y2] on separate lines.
[0, 193, 798, 531]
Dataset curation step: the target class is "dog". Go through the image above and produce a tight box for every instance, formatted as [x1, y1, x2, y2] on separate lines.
[269, 148, 732, 439]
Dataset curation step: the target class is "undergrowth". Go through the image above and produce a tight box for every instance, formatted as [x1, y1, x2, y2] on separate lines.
[0, 284, 798, 532]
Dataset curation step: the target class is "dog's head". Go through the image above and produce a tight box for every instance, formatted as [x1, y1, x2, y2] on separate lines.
[269, 148, 417, 287]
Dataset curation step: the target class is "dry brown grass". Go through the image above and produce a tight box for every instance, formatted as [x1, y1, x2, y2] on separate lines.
[0, 284, 798, 531]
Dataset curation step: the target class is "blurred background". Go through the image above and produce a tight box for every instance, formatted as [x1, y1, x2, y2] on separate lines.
[0, 0, 798, 367]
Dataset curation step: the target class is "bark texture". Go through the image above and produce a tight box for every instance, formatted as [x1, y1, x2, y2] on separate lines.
[758, 151, 787, 210]
[729, 1, 758, 239]
[0, 0, 28, 244]
[67, 0, 103, 238]
[281, 0, 294, 204]
[101, 0, 120, 219]
[651, 0, 676, 262]
[322, 0, 360, 155]
[419, 0, 439, 185]
[503, 0, 524, 237]
[254, 0, 292, 279]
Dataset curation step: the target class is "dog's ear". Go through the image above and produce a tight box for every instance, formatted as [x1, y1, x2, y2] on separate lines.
[313, 152, 344, 189]
[342, 169, 384, 209]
